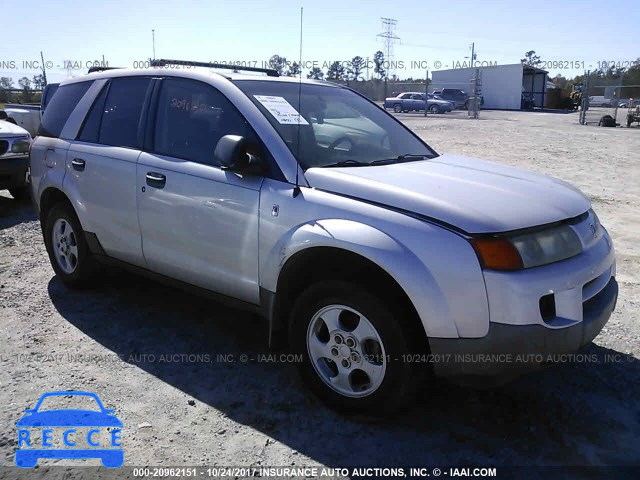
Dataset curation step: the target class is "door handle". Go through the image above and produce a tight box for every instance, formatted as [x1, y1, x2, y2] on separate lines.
[71, 158, 86, 171]
[145, 172, 166, 188]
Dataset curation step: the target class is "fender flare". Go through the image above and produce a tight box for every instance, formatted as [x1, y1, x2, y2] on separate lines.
[262, 218, 458, 339]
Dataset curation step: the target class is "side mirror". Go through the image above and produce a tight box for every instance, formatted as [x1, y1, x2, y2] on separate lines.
[214, 135, 265, 176]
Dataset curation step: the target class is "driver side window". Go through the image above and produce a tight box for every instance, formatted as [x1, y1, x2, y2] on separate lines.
[152, 78, 252, 166]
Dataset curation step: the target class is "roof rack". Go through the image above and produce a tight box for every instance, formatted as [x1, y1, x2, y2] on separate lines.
[87, 66, 122, 74]
[150, 58, 279, 77]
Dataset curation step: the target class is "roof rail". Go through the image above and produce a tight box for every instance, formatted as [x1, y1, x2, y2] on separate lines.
[150, 58, 279, 77]
[87, 66, 122, 74]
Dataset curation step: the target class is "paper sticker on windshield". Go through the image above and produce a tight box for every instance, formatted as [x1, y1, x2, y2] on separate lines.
[254, 95, 309, 125]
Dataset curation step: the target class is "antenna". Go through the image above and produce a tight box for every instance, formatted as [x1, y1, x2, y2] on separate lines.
[40, 51, 48, 86]
[293, 6, 303, 198]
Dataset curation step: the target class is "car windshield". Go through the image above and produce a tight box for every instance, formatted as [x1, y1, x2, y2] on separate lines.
[235, 80, 437, 169]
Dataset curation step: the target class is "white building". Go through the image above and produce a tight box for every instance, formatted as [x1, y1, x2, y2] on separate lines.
[431, 63, 549, 110]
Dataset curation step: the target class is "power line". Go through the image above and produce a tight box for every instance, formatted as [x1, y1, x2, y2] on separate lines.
[377, 17, 399, 97]
[377, 18, 400, 75]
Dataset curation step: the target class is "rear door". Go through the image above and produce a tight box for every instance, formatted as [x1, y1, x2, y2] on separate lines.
[136, 77, 263, 303]
[32, 81, 94, 207]
[65, 77, 152, 266]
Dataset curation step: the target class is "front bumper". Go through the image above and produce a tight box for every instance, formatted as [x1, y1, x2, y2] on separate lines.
[0, 155, 29, 189]
[429, 276, 618, 378]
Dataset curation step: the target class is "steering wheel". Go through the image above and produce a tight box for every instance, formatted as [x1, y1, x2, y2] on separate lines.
[327, 136, 355, 152]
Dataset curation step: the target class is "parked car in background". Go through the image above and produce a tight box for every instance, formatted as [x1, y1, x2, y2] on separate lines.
[431, 88, 483, 109]
[0, 119, 31, 200]
[618, 99, 639, 108]
[384, 92, 453, 113]
[1, 83, 60, 138]
[2, 104, 41, 137]
[587, 96, 616, 107]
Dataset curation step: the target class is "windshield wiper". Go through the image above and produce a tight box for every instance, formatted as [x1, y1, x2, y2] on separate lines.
[321, 154, 432, 168]
[320, 159, 369, 168]
[368, 154, 432, 166]
[397, 153, 432, 161]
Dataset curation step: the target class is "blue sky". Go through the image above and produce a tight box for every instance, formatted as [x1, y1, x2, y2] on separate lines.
[2, 0, 638, 84]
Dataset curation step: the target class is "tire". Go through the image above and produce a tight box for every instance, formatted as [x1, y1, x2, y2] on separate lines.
[429, 105, 440, 114]
[43, 202, 100, 287]
[9, 185, 30, 202]
[289, 280, 421, 414]
[393, 104, 402, 113]
[598, 115, 616, 127]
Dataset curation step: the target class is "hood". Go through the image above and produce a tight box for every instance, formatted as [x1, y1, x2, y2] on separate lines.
[305, 153, 591, 234]
[0, 120, 30, 137]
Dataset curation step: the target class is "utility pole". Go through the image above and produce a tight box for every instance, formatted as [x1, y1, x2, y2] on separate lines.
[470, 42, 475, 67]
[424, 68, 429, 117]
[377, 17, 399, 99]
[152, 29, 156, 60]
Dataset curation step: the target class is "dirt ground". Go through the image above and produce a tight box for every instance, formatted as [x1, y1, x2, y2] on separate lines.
[1, 110, 639, 474]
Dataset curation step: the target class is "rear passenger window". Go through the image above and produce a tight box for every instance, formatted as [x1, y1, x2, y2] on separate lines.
[153, 78, 251, 165]
[98, 77, 151, 148]
[38, 81, 93, 138]
[78, 85, 109, 143]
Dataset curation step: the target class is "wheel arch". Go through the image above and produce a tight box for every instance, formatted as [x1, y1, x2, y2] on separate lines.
[39, 187, 74, 225]
[262, 218, 456, 348]
[270, 245, 429, 354]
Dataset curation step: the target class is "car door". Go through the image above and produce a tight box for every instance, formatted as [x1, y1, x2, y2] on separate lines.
[65, 77, 152, 266]
[399, 93, 412, 110]
[136, 77, 262, 303]
[411, 93, 425, 110]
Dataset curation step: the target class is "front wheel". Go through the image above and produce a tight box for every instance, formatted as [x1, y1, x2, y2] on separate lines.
[43, 202, 100, 287]
[289, 281, 420, 414]
[429, 105, 440, 114]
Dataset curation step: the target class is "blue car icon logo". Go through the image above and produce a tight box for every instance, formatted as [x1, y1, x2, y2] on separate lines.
[15, 391, 123, 468]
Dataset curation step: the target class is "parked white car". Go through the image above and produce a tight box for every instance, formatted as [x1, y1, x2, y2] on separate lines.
[29, 61, 617, 413]
[0, 119, 31, 200]
[2, 104, 41, 137]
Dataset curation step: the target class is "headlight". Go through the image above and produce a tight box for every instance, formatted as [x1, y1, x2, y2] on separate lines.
[11, 139, 31, 154]
[471, 224, 582, 270]
[510, 224, 582, 268]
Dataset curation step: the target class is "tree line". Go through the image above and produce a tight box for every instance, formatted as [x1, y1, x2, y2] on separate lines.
[268, 51, 388, 81]
[0, 74, 46, 103]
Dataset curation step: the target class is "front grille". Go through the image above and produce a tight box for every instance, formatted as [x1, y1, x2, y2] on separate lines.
[0, 140, 8, 156]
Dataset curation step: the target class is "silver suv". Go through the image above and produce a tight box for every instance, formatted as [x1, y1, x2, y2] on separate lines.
[30, 60, 617, 413]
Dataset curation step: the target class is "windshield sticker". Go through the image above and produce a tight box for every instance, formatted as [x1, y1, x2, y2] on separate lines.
[253, 95, 309, 125]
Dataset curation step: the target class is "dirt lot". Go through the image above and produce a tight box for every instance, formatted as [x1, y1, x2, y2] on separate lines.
[1, 110, 639, 474]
